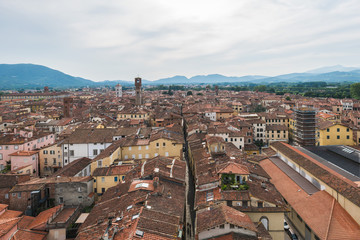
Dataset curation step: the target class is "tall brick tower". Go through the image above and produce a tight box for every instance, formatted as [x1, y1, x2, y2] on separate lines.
[135, 77, 142, 105]
[215, 85, 219, 96]
[63, 97, 73, 118]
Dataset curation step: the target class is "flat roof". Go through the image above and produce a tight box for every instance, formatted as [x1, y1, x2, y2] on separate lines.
[299, 146, 360, 181]
[269, 156, 319, 195]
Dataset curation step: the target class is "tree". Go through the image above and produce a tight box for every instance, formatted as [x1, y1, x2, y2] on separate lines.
[254, 85, 267, 92]
[350, 83, 360, 99]
[186, 91, 193, 96]
[285, 96, 291, 101]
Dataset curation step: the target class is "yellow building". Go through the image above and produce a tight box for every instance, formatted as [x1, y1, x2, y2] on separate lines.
[39, 142, 63, 177]
[266, 124, 289, 145]
[117, 107, 150, 121]
[119, 130, 184, 161]
[317, 121, 354, 146]
[93, 165, 134, 194]
[214, 108, 234, 121]
[232, 102, 243, 113]
[91, 129, 184, 173]
[91, 140, 122, 174]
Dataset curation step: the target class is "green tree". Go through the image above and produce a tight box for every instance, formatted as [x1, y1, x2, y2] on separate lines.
[186, 91, 193, 96]
[350, 83, 360, 99]
[285, 96, 291, 101]
[254, 85, 267, 92]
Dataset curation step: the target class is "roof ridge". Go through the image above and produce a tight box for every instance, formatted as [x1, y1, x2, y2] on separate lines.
[324, 198, 336, 240]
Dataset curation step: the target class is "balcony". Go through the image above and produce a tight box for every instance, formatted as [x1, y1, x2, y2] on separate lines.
[220, 173, 249, 191]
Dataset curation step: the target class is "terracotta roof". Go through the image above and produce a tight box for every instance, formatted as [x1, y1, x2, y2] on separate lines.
[11, 229, 47, 240]
[28, 205, 63, 231]
[52, 157, 91, 177]
[196, 204, 257, 233]
[9, 151, 38, 156]
[270, 142, 360, 207]
[260, 158, 360, 240]
[64, 128, 115, 144]
[92, 165, 134, 177]
[217, 162, 250, 175]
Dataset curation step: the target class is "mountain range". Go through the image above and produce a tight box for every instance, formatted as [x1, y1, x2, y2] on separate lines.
[1, 63, 360, 90]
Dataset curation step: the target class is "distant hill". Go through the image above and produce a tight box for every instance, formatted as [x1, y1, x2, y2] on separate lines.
[306, 65, 360, 74]
[0, 64, 95, 89]
[1, 63, 360, 90]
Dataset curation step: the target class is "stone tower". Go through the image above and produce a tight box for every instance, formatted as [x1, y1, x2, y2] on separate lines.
[63, 97, 73, 118]
[135, 77, 142, 105]
[115, 84, 122, 98]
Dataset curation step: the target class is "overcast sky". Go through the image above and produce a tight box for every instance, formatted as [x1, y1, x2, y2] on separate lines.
[1, 0, 360, 81]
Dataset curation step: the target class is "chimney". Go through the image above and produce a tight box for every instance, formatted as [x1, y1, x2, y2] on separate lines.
[153, 177, 159, 189]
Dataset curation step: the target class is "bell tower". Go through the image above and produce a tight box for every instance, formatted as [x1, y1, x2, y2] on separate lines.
[135, 77, 142, 105]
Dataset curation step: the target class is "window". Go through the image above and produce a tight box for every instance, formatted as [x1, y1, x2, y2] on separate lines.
[138, 154, 142, 159]
[18, 192, 21, 198]
[145, 145, 149, 150]
[242, 201, 248, 207]
[114, 176, 118, 182]
[337, 136, 340, 139]
[163, 142, 166, 147]
[145, 154, 149, 158]
[101, 177, 105, 182]
[94, 188, 97, 193]
[347, 128, 350, 132]
[5, 193, 9, 199]
[70, 150, 74, 156]
[337, 128, 340, 132]
[138, 146, 141, 150]
[14, 145, 19, 150]
[50, 150, 55, 155]
[98, 160, 102, 167]
[5, 146, 8, 150]
[44, 158, 48, 165]
[347, 135, 350, 139]
[156, 143, 159, 147]
[93, 149, 98, 156]
[206, 191, 214, 202]
[129, 146, 132, 151]
[296, 213, 303, 222]
[53, 158, 56, 165]
[0, 153, 3, 160]
[59, 197, 63, 203]
[257, 201, 263, 208]
[43, 150, 48, 154]
[0, 146, 2, 150]
[154, 153, 158, 157]
[165, 152, 169, 156]
[327, 136, 330, 139]
[122, 176, 125, 181]
[132, 154, 135, 159]
[230, 224, 235, 229]
[219, 225, 225, 229]
[102, 188, 105, 193]
[78, 187, 82, 192]
[260, 217, 269, 230]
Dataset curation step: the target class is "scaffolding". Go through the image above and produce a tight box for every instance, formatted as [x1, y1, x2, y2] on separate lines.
[294, 108, 317, 146]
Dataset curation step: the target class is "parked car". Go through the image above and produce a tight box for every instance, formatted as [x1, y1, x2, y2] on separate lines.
[284, 219, 290, 230]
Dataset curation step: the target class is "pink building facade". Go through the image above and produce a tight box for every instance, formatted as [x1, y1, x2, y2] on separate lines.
[0, 131, 55, 170]
[9, 151, 39, 176]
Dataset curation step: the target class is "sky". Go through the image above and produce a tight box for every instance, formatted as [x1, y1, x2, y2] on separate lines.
[1, 0, 360, 81]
